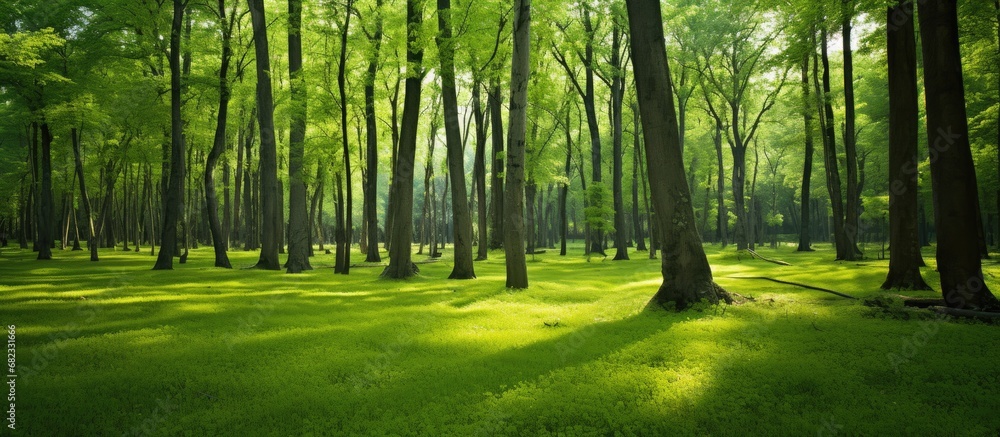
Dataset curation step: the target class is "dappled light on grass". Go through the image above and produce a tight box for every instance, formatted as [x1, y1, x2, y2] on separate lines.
[1, 243, 998, 434]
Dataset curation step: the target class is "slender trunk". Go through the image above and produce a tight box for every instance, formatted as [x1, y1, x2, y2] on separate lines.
[363, 0, 384, 263]
[631, 105, 647, 252]
[247, 0, 281, 270]
[382, 0, 424, 278]
[610, 21, 628, 261]
[472, 82, 489, 260]
[842, 1, 863, 257]
[819, 27, 855, 260]
[72, 128, 98, 261]
[487, 79, 505, 250]
[153, 0, 186, 270]
[437, 0, 476, 278]
[560, 112, 573, 256]
[206, 0, 234, 269]
[335, 0, 355, 274]
[798, 54, 815, 252]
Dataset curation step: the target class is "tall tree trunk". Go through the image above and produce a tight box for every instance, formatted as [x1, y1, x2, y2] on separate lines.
[285, 0, 311, 272]
[628, 0, 729, 310]
[842, 0, 863, 257]
[487, 79, 505, 250]
[798, 53, 815, 252]
[71, 127, 98, 261]
[247, 0, 281, 270]
[631, 105, 647, 252]
[610, 20, 629, 261]
[363, 0, 384, 263]
[711, 118, 727, 247]
[504, 0, 530, 289]
[153, 0, 187, 270]
[918, 0, 1000, 310]
[382, 0, 424, 279]
[335, 0, 355, 274]
[472, 82, 489, 260]
[819, 27, 855, 261]
[436, 0, 476, 278]
[560, 111, 573, 256]
[205, 0, 235, 269]
[882, 0, 928, 290]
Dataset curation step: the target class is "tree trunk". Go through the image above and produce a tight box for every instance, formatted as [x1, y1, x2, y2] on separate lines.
[205, 0, 235, 269]
[918, 0, 1000, 310]
[560, 112, 573, 256]
[153, 0, 187, 270]
[627, 0, 728, 310]
[882, 0, 929, 290]
[382, 0, 424, 279]
[71, 128, 98, 261]
[363, 0, 383, 263]
[246, 0, 281, 270]
[504, 0, 530, 289]
[487, 79, 505, 251]
[336, 0, 355, 274]
[610, 20, 628, 261]
[472, 82, 489, 260]
[798, 53, 815, 252]
[818, 27, 856, 261]
[631, 106, 647, 252]
[285, 0, 311, 272]
[842, 0, 863, 258]
[436, 0, 476, 279]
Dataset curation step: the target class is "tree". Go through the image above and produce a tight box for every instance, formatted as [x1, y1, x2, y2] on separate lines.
[504, 0, 530, 289]
[382, 0, 424, 279]
[841, 0, 862, 257]
[627, 0, 730, 309]
[881, 0, 927, 290]
[435, 0, 476, 279]
[362, 0, 384, 263]
[204, 0, 237, 270]
[247, 0, 281, 270]
[796, 51, 815, 253]
[918, 0, 1000, 310]
[153, 0, 189, 270]
[334, 0, 355, 275]
[285, 0, 311, 273]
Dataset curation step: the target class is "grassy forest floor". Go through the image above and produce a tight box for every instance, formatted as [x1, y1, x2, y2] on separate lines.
[1, 242, 998, 436]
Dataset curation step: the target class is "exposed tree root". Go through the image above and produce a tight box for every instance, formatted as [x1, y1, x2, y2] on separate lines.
[745, 249, 792, 266]
[725, 276, 858, 300]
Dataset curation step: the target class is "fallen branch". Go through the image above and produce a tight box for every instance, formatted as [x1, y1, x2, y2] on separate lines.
[929, 306, 1000, 321]
[725, 276, 858, 300]
[745, 249, 792, 266]
[890, 295, 946, 308]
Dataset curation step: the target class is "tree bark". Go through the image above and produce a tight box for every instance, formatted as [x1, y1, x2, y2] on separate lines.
[436, 0, 476, 279]
[504, 0, 530, 289]
[335, 0, 355, 274]
[363, 0, 384, 263]
[818, 27, 857, 261]
[487, 79, 505, 251]
[882, 0, 929, 290]
[153, 0, 187, 270]
[631, 105, 646, 252]
[247, 0, 281, 270]
[610, 19, 629, 261]
[285, 0, 311, 272]
[918, 0, 1000, 310]
[205, 0, 235, 269]
[382, 0, 424, 279]
[797, 53, 815, 252]
[472, 82, 489, 260]
[71, 128, 98, 261]
[627, 0, 728, 310]
[842, 0, 863, 258]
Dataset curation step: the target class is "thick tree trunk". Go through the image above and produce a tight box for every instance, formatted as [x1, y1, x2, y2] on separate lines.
[627, 0, 728, 310]
[437, 0, 476, 279]
[487, 79, 505, 251]
[882, 0, 929, 290]
[798, 54, 815, 252]
[205, 0, 234, 269]
[918, 0, 1000, 310]
[285, 0, 311, 273]
[382, 0, 424, 279]
[504, 0, 530, 289]
[153, 0, 187, 270]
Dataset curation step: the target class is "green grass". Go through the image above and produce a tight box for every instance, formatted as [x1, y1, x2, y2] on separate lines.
[1, 242, 998, 436]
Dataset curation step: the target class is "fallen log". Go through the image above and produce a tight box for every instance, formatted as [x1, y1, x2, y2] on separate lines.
[725, 276, 858, 300]
[746, 249, 792, 266]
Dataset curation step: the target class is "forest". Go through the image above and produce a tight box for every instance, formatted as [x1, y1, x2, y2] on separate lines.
[1, 0, 999, 434]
